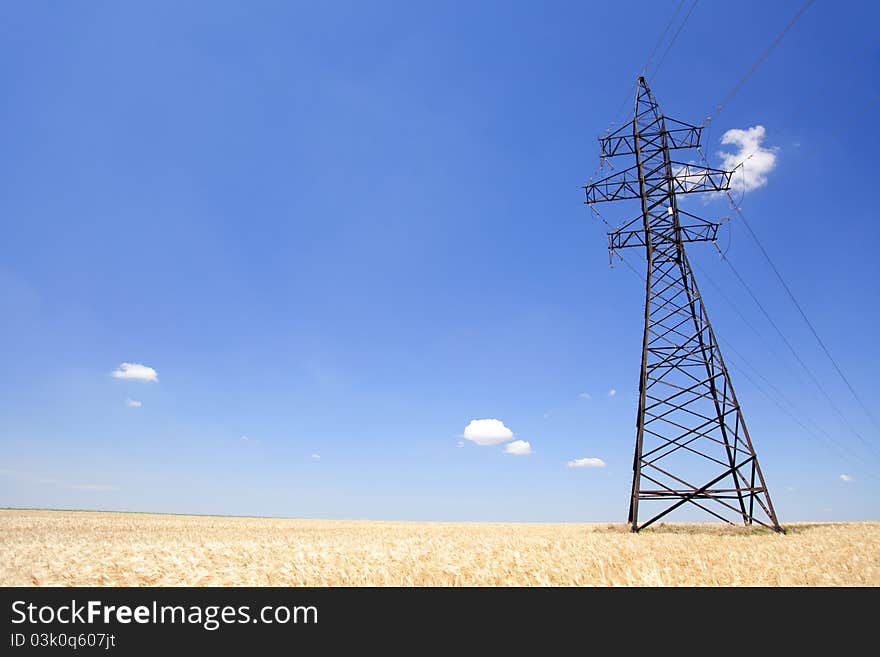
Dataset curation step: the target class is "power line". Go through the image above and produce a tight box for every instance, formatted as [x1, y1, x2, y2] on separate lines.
[647, 0, 700, 81]
[694, 40, 876, 188]
[601, 83, 634, 140]
[699, 0, 814, 129]
[767, 94, 880, 183]
[721, 338, 807, 425]
[723, 353, 877, 480]
[613, 90, 879, 463]
[728, 85, 879, 178]
[641, 0, 686, 77]
[693, 257, 801, 383]
[705, 307, 867, 466]
[613, 249, 642, 278]
[692, 76, 880, 451]
[620, 231, 875, 475]
[636, 250, 871, 470]
[590, 0, 701, 215]
[729, 200, 880, 436]
[721, 253, 879, 457]
[715, 93, 879, 429]
[594, 0, 694, 151]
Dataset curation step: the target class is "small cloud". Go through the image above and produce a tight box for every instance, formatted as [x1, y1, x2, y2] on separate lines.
[543, 413, 551, 419]
[125, 398, 142, 408]
[579, 392, 592, 400]
[241, 435, 250, 441]
[608, 389, 616, 397]
[786, 486, 797, 492]
[718, 125, 777, 193]
[456, 440, 465, 448]
[504, 440, 532, 456]
[840, 474, 854, 483]
[567, 457, 606, 469]
[463, 418, 514, 446]
[311, 453, 321, 460]
[111, 362, 158, 382]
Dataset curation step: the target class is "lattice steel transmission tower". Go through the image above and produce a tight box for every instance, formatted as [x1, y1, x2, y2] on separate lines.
[584, 77, 782, 532]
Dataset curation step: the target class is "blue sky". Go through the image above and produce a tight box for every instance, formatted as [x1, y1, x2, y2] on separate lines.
[1, 1, 878, 522]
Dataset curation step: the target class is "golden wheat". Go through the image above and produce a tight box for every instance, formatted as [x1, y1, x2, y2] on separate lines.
[1, 510, 877, 586]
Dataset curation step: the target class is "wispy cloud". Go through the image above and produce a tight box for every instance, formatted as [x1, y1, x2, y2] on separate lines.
[718, 125, 777, 193]
[462, 418, 514, 446]
[111, 362, 158, 382]
[840, 474, 854, 483]
[579, 392, 592, 400]
[567, 457, 606, 469]
[504, 440, 532, 456]
[311, 453, 321, 460]
[125, 398, 142, 408]
[608, 389, 616, 397]
[0, 468, 117, 491]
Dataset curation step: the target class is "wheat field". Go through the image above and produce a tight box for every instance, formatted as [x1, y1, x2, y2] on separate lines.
[1, 509, 878, 586]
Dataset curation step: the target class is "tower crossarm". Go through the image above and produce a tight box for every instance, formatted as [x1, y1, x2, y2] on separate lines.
[669, 162, 733, 196]
[608, 209, 720, 251]
[584, 162, 733, 204]
[600, 117, 703, 158]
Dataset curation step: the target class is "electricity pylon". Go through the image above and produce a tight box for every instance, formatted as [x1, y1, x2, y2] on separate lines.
[584, 77, 782, 532]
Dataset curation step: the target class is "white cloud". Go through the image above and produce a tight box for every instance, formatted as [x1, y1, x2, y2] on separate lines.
[718, 125, 777, 193]
[241, 435, 250, 441]
[111, 362, 158, 382]
[579, 392, 592, 400]
[311, 453, 321, 460]
[456, 440, 465, 448]
[504, 440, 532, 456]
[608, 389, 616, 397]
[463, 418, 514, 446]
[567, 457, 606, 469]
[125, 398, 142, 408]
[840, 474, 854, 482]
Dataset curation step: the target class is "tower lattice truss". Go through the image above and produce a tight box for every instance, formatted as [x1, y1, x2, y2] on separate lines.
[584, 77, 781, 532]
